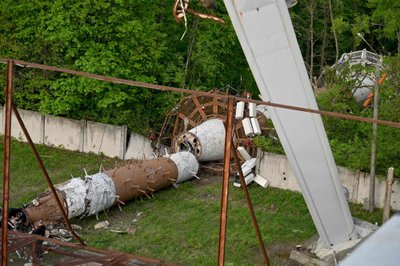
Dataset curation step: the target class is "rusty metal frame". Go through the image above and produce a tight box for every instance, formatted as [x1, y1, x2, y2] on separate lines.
[159, 92, 270, 162]
[217, 96, 234, 265]
[2, 60, 13, 265]
[231, 139, 270, 266]
[0, 230, 175, 266]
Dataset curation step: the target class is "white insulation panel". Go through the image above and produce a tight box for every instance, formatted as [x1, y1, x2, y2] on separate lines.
[56, 173, 116, 218]
[248, 102, 257, 117]
[235, 101, 245, 119]
[237, 146, 251, 161]
[242, 118, 254, 137]
[251, 117, 261, 135]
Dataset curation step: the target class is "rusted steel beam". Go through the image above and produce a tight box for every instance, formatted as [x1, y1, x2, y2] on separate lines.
[231, 141, 270, 266]
[2, 60, 13, 265]
[11, 104, 85, 246]
[217, 96, 234, 266]
[3, 231, 176, 265]
[8, 237, 38, 253]
[0, 58, 399, 128]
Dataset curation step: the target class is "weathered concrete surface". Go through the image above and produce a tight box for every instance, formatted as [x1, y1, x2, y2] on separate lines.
[290, 218, 378, 265]
[2, 106, 128, 159]
[124, 133, 155, 160]
[44, 114, 82, 151]
[258, 152, 400, 210]
[84, 121, 127, 159]
[11, 107, 45, 144]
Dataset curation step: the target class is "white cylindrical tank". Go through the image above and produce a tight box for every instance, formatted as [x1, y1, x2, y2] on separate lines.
[169, 152, 200, 183]
[173, 119, 226, 162]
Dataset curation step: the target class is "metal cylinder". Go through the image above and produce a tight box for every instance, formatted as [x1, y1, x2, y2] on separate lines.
[23, 153, 198, 224]
[173, 119, 226, 162]
[169, 152, 199, 183]
[56, 173, 116, 218]
[104, 157, 179, 203]
[24, 190, 68, 225]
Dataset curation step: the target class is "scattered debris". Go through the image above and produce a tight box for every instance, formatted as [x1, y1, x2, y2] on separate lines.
[94, 221, 110, 230]
[109, 229, 126, 234]
[173, 0, 225, 25]
[126, 227, 137, 235]
[234, 146, 270, 188]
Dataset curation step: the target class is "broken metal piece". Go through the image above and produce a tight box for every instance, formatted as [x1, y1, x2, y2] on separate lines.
[173, 0, 225, 24]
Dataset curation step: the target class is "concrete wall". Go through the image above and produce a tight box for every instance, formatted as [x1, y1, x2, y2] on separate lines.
[11, 108, 45, 144]
[4, 106, 128, 159]
[258, 152, 400, 211]
[124, 133, 155, 160]
[84, 121, 127, 158]
[44, 114, 82, 151]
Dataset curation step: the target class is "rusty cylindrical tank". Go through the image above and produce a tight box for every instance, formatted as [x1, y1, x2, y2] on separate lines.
[23, 152, 198, 224]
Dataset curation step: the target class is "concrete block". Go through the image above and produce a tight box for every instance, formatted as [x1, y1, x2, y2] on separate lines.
[242, 158, 257, 169]
[254, 174, 270, 188]
[11, 108, 45, 144]
[84, 121, 127, 158]
[124, 133, 155, 160]
[44, 115, 81, 150]
[258, 152, 301, 192]
[234, 173, 255, 187]
[258, 151, 400, 211]
[237, 146, 251, 161]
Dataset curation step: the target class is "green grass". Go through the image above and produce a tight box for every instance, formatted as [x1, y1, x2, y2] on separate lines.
[0, 137, 384, 265]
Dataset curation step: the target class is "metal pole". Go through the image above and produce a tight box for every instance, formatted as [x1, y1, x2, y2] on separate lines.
[217, 96, 234, 266]
[369, 62, 380, 212]
[2, 60, 14, 265]
[11, 104, 85, 246]
[231, 142, 270, 266]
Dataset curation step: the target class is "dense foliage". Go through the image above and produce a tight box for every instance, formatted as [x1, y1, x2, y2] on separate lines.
[0, 1, 399, 173]
[0, 0, 256, 133]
